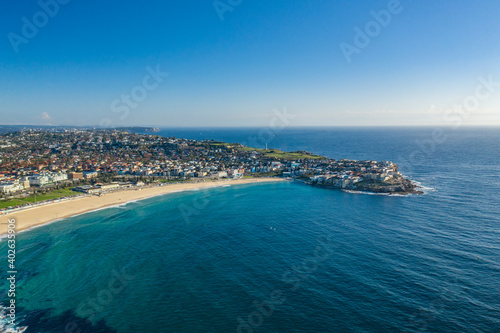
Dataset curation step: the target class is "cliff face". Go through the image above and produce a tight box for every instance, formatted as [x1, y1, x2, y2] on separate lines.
[312, 177, 423, 195]
[353, 178, 423, 195]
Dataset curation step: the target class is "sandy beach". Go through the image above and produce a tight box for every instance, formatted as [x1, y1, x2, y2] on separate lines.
[0, 178, 285, 235]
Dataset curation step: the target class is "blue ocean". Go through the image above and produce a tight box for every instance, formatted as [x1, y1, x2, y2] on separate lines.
[1, 127, 499, 332]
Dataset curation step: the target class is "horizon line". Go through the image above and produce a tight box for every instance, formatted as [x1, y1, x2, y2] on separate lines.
[1, 124, 500, 129]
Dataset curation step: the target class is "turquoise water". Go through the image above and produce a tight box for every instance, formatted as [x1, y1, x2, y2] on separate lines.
[1, 128, 499, 332]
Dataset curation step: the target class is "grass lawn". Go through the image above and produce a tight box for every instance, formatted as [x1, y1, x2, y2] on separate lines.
[237, 147, 324, 160]
[252, 172, 281, 177]
[158, 179, 193, 183]
[0, 188, 77, 209]
[200, 141, 324, 160]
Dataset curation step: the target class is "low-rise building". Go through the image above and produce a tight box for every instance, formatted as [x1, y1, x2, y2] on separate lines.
[0, 181, 23, 194]
[84, 171, 98, 179]
[95, 183, 120, 190]
[29, 172, 68, 186]
[73, 185, 100, 194]
[68, 172, 84, 180]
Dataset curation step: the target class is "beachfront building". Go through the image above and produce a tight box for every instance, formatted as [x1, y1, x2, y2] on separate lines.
[0, 181, 23, 194]
[228, 168, 243, 178]
[95, 183, 120, 190]
[210, 171, 228, 179]
[68, 172, 84, 180]
[29, 172, 68, 186]
[21, 177, 30, 190]
[29, 174, 49, 186]
[73, 185, 100, 194]
[73, 182, 121, 194]
[84, 171, 98, 179]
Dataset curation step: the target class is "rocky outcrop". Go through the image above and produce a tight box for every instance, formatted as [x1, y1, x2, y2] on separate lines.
[351, 178, 423, 195]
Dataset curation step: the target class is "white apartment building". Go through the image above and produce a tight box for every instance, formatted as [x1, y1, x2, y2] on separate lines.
[0, 181, 23, 194]
[29, 172, 68, 186]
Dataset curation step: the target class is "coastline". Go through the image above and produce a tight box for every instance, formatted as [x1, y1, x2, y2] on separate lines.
[0, 178, 285, 236]
[293, 178, 423, 195]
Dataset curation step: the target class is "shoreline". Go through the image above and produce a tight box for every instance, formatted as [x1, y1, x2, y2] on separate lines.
[0, 178, 285, 236]
[293, 178, 424, 195]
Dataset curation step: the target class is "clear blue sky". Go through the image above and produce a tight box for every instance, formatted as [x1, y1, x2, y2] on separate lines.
[1, 0, 500, 127]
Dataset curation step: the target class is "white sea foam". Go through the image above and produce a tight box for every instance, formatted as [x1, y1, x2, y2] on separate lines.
[342, 190, 394, 196]
[0, 305, 27, 332]
[413, 181, 436, 193]
[19, 218, 64, 234]
[0, 218, 64, 242]
[342, 190, 413, 197]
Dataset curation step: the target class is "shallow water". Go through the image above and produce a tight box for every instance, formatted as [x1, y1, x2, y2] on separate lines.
[1, 127, 499, 332]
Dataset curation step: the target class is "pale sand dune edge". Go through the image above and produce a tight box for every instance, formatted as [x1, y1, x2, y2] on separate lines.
[0, 178, 286, 235]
